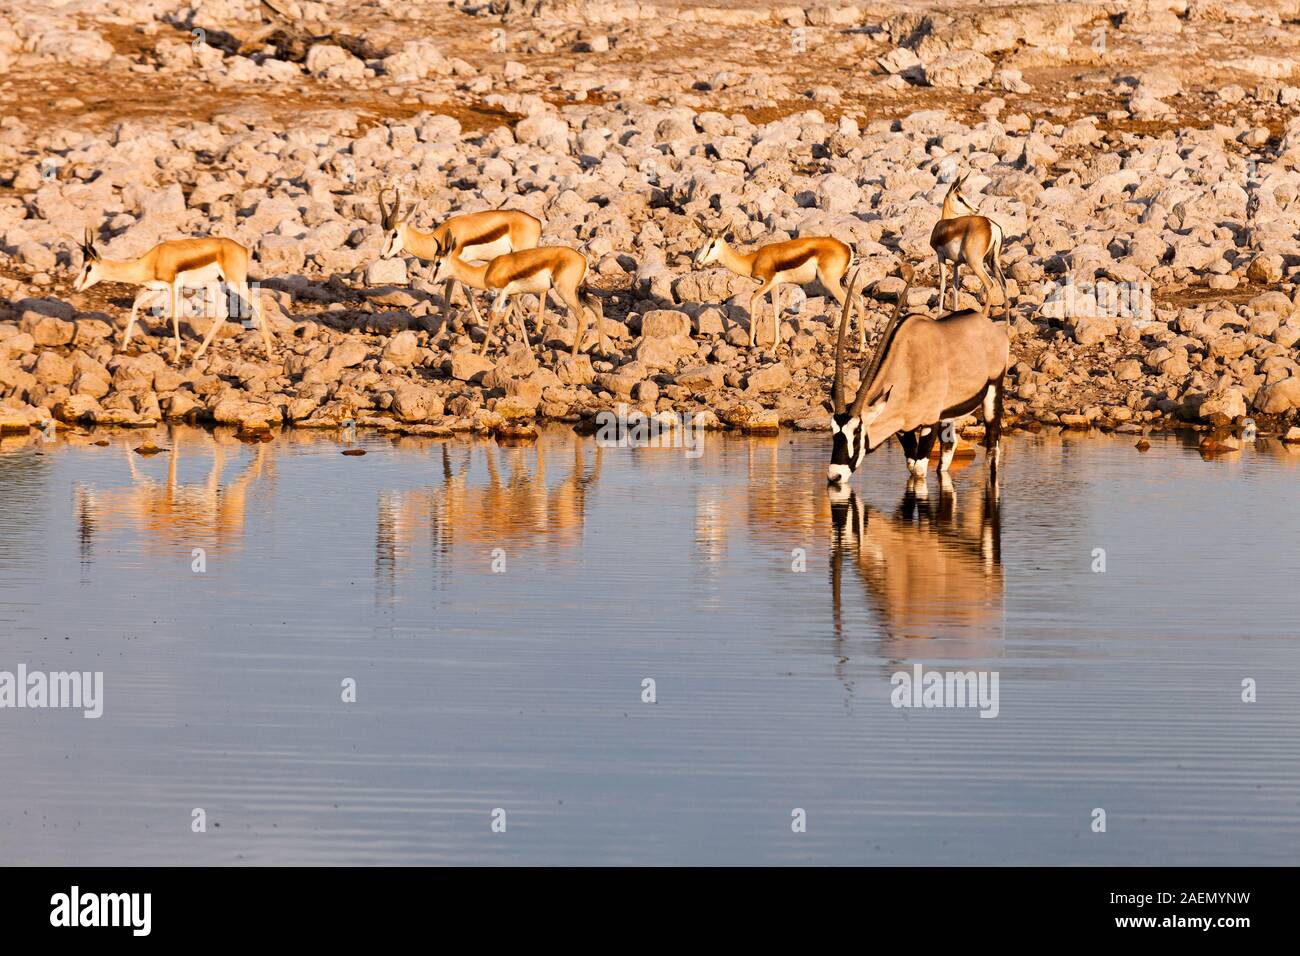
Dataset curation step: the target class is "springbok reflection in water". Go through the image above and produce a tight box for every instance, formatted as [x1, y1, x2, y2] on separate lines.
[695, 437, 834, 566]
[375, 436, 602, 596]
[74, 429, 272, 567]
[829, 473, 1004, 671]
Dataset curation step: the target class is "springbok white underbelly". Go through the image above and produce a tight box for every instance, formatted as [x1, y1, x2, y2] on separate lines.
[775, 261, 819, 286]
[163, 263, 238, 318]
[175, 261, 226, 287]
[502, 270, 553, 296]
[937, 238, 964, 262]
[460, 237, 513, 262]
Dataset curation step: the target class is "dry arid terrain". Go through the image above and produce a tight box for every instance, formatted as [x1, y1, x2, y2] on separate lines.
[3, 0, 1300, 447]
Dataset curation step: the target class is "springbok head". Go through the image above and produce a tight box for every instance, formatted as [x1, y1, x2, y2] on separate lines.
[692, 216, 729, 268]
[73, 226, 103, 292]
[426, 236, 455, 284]
[827, 264, 913, 486]
[944, 172, 980, 217]
[378, 187, 413, 259]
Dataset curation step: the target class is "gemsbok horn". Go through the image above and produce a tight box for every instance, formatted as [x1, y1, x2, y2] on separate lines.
[827, 262, 1010, 486]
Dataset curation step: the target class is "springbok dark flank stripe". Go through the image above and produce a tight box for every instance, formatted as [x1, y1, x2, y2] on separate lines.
[509, 257, 557, 282]
[691, 226, 858, 351]
[73, 233, 271, 363]
[771, 247, 819, 273]
[460, 223, 510, 249]
[172, 251, 223, 274]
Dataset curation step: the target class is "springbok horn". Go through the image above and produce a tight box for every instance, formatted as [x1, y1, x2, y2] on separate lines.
[850, 263, 913, 417]
[83, 226, 94, 251]
[831, 266, 861, 414]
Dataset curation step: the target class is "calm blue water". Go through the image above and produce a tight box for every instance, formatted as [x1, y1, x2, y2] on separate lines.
[0, 425, 1297, 864]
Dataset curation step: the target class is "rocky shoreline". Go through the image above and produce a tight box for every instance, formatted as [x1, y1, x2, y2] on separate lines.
[3, 1, 1300, 451]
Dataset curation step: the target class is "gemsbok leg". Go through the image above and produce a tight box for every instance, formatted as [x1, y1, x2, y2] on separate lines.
[983, 375, 1004, 478]
[898, 431, 918, 476]
[911, 427, 938, 478]
[938, 420, 958, 472]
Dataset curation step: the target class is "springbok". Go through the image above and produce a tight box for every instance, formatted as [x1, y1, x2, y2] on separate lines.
[427, 238, 604, 358]
[73, 229, 270, 363]
[929, 173, 1009, 319]
[375, 438, 603, 591]
[377, 187, 543, 323]
[827, 263, 1010, 486]
[693, 218, 863, 352]
[74, 430, 270, 564]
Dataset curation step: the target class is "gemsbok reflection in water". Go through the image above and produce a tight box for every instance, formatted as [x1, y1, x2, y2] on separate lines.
[829, 472, 1004, 668]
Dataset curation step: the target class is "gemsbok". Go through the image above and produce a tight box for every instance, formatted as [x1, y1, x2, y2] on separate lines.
[827, 263, 1010, 486]
[693, 218, 863, 352]
[377, 187, 542, 323]
[427, 238, 605, 358]
[73, 229, 270, 363]
[929, 173, 1009, 319]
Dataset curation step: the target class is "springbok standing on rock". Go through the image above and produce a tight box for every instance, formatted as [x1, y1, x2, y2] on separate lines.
[692, 218, 863, 352]
[827, 263, 1010, 487]
[73, 228, 271, 363]
[427, 238, 605, 359]
[376, 187, 542, 324]
[929, 173, 1009, 319]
